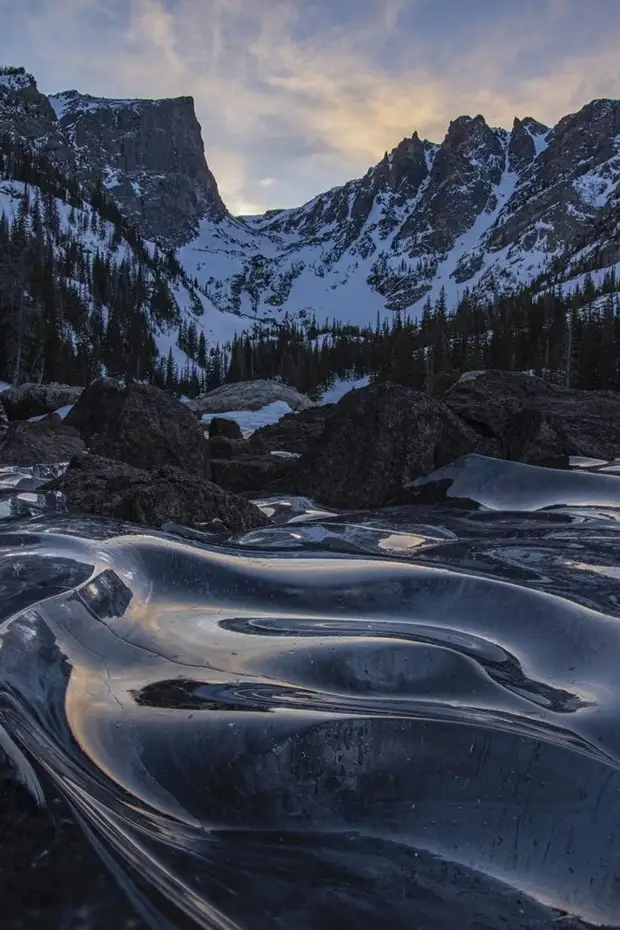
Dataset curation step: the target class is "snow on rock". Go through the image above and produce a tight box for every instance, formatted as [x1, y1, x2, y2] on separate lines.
[189, 380, 314, 415]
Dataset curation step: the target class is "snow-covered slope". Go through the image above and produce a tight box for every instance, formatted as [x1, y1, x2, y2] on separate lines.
[2, 67, 620, 334]
[180, 101, 620, 326]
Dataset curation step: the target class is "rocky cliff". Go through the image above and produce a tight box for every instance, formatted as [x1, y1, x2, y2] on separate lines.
[0, 70, 227, 244]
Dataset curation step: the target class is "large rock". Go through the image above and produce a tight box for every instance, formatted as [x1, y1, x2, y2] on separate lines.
[44, 454, 268, 532]
[68, 380, 211, 476]
[208, 417, 242, 440]
[0, 400, 8, 440]
[0, 419, 86, 465]
[275, 383, 479, 509]
[445, 370, 620, 462]
[1, 382, 83, 421]
[188, 380, 314, 416]
[210, 455, 298, 494]
[64, 377, 123, 441]
[250, 405, 336, 455]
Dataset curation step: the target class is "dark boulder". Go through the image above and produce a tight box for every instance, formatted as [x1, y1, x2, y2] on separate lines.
[250, 405, 336, 455]
[210, 454, 298, 494]
[272, 383, 478, 509]
[1, 382, 83, 421]
[502, 408, 569, 467]
[206, 434, 271, 460]
[445, 370, 620, 462]
[44, 454, 268, 532]
[68, 380, 211, 476]
[0, 398, 8, 440]
[0, 419, 86, 465]
[202, 431, 298, 493]
[64, 377, 123, 440]
[206, 435, 237, 460]
[208, 417, 242, 440]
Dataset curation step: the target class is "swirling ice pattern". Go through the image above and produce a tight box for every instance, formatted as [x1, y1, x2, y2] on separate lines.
[2, 454, 620, 929]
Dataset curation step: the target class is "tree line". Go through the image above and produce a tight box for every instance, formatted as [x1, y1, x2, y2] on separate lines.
[221, 272, 620, 397]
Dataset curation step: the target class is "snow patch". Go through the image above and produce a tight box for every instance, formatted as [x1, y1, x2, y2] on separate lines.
[200, 400, 293, 434]
[319, 376, 370, 405]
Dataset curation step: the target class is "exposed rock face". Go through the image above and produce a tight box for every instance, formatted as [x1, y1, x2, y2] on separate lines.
[250, 405, 336, 454]
[0, 71, 227, 245]
[203, 432, 299, 493]
[45, 454, 268, 532]
[66, 379, 211, 475]
[209, 417, 243, 440]
[49, 90, 227, 243]
[0, 71, 65, 161]
[189, 381, 314, 416]
[1, 382, 82, 421]
[487, 99, 620, 257]
[81, 382, 212, 475]
[397, 115, 506, 255]
[214, 98, 620, 321]
[445, 370, 620, 461]
[0, 419, 85, 465]
[508, 117, 537, 173]
[276, 383, 479, 509]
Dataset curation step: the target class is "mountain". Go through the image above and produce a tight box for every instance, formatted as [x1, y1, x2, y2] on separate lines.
[0, 67, 250, 389]
[183, 100, 620, 326]
[0, 68, 227, 244]
[0, 64, 619, 388]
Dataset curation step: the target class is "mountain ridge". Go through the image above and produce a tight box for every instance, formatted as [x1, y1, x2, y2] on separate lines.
[0, 65, 619, 386]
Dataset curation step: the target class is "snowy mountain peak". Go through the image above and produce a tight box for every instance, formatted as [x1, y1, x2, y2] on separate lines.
[1, 68, 620, 334]
[47, 89, 144, 120]
[0, 68, 36, 92]
[178, 97, 620, 328]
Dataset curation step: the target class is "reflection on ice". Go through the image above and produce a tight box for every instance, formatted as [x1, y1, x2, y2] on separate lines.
[1, 457, 620, 928]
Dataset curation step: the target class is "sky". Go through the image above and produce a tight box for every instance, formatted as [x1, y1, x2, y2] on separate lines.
[1, 0, 620, 215]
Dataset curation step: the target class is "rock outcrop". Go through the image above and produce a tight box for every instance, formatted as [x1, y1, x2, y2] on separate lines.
[250, 405, 336, 454]
[49, 90, 227, 243]
[68, 380, 211, 476]
[0, 70, 227, 245]
[188, 381, 314, 416]
[64, 378, 123, 440]
[0, 419, 85, 465]
[1, 382, 82, 421]
[45, 454, 268, 532]
[444, 370, 620, 462]
[204, 432, 298, 493]
[208, 417, 243, 440]
[272, 383, 479, 509]
[209, 453, 298, 494]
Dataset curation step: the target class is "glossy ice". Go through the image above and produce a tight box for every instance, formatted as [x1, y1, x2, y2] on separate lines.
[1, 454, 620, 929]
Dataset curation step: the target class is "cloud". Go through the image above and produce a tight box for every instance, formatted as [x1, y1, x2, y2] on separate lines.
[3, 0, 620, 213]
